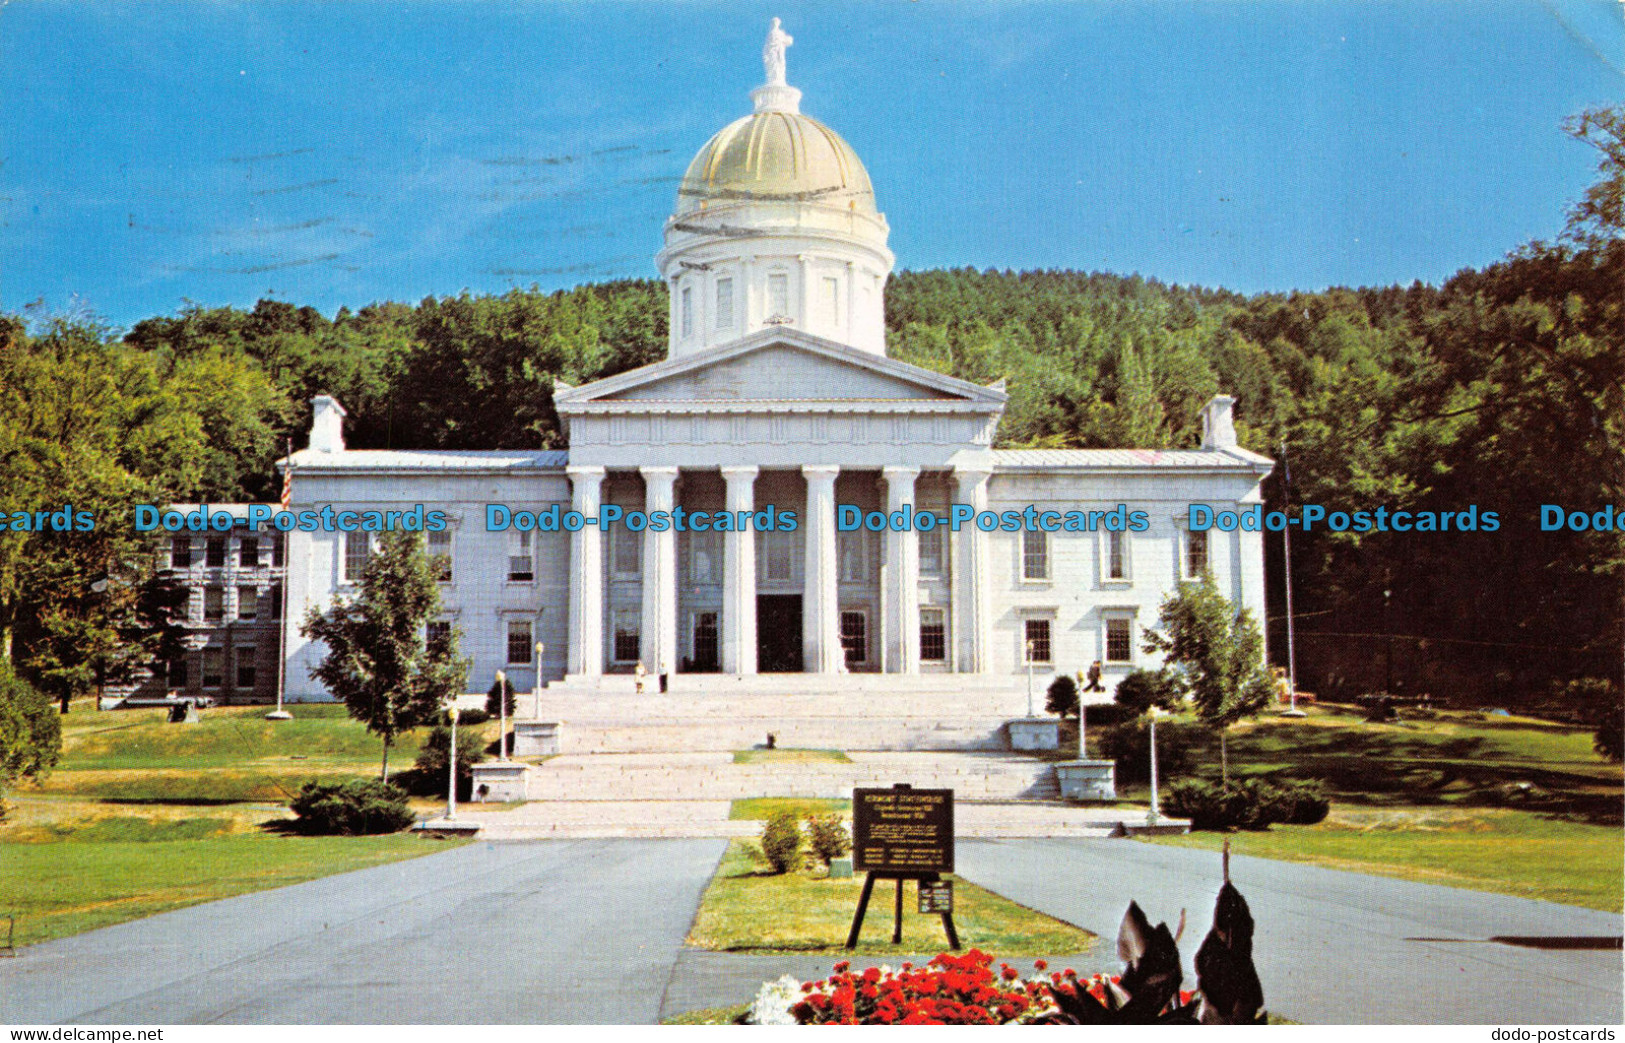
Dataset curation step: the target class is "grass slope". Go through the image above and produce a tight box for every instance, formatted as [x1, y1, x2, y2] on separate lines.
[688, 838, 1096, 958]
[1133, 706, 1623, 910]
[0, 702, 470, 947]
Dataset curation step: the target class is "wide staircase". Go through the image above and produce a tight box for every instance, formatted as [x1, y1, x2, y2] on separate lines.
[512, 673, 1041, 755]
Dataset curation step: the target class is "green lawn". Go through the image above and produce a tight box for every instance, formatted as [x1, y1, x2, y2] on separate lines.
[688, 838, 1096, 958]
[1146, 805, 1623, 911]
[730, 797, 851, 820]
[0, 828, 455, 946]
[1121, 705, 1623, 910]
[0, 702, 470, 947]
[733, 748, 851, 765]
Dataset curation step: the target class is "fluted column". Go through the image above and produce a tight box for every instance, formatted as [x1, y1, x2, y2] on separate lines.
[640, 466, 679, 678]
[721, 465, 759, 675]
[567, 465, 606, 677]
[953, 466, 993, 674]
[882, 466, 921, 674]
[801, 464, 843, 673]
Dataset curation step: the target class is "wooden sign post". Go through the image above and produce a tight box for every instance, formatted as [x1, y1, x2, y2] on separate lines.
[845, 784, 959, 950]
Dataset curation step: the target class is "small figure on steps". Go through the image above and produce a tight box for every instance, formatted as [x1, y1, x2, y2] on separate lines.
[634, 660, 647, 694]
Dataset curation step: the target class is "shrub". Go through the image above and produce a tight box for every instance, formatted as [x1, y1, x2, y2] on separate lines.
[486, 676, 517, 717]
[455, 707, 491, 727]
[289, 779, 415, 835]
[1269, 780, 1331, 825]
[1097, 718, 1198, 784]
[760, 811, 802, 874]
[1113, 669, 1178, 718]
[0, 660, 61, 820]
[1045, 674, 1079, 719]
[1164, 777, 1330, 830]
[412, 723, 488, 798]
[805, 814, 851, 868]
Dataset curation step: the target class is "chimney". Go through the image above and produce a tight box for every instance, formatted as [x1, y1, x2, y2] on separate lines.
[310, 395, 347, 453]
[1200, 395, 1237, 451]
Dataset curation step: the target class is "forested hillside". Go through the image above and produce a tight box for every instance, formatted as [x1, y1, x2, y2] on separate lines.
[1, 112, 1619, 715]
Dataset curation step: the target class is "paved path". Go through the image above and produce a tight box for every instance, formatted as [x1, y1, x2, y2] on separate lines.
[955, 839, 1624, 1025]
[0, 839, 725, 1025]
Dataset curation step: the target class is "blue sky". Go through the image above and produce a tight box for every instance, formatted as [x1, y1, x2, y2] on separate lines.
[2, 0, 1619, 329]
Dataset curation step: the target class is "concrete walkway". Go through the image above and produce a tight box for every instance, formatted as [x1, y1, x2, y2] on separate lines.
[955, 838, 1625, 1025]
[0, 839, 725, 1025]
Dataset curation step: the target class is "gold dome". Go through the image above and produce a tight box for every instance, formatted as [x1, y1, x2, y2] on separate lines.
[676, 110, 877, 216]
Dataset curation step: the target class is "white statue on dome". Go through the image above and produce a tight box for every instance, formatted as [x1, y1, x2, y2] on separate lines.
[763, 18, 792, 86]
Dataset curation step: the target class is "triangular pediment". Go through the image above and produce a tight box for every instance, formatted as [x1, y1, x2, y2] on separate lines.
[555, 329, 1006, 407]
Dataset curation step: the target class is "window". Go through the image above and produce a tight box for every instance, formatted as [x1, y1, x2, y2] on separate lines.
[1186, 528, 1209, 578]
[1107, 529, 1128, 581]
[426, 620, 452, 652]
[506, 620, 533, 665]
[920, 608, 947, 663]
[840, 611, 868, 666]
[271, 535, 285, 567]
[918, 525, 945, 577]
[681, 285, 693, 337]
[838, 531, 869, 583]
[691, 611, 719, 671]
[204, 587, 224, 622]
[761, 529, 793, 583]
[206, 538, 225, 568]
[270, 584, 283, 620]
[612, 524, 641, 578]
[167, 658, 188, 689]
[343, 532, 371, 582]
[235, 647, 257, 690]
[239, 538, 259, 567]
[202, 648, 223, 688]
[685, 529, 719, 585]
[822, 275, 840, 325]
[1105, 617, 1134, 663]
[508, 530, 533, 582]
[1024, 618, 1052, 664]
[612, 609, 640, 664]
[236, 586, 258, 620]
[427, 528, 453, 582]
[715, 277, 733, 328]
[767, 272, 789, 318]
[170, 538, 192, 569]
[1022, 529, 1050, 580]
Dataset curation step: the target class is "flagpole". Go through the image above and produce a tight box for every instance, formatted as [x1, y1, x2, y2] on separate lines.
[1279, 441, 1304, 718]
[268, 438, 294, 721]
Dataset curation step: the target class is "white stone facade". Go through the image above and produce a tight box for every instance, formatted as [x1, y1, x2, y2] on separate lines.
[277, 23, 1273, 706]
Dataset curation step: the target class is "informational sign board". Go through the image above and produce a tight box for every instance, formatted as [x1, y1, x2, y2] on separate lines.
[852, 786, 954, 874]
[918, 879, 953, 914]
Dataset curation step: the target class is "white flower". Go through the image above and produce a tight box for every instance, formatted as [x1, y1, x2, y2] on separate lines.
[749, 974, 805, 1026]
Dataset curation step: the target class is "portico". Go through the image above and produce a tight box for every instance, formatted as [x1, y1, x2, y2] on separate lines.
[559, 459, 1003, 678]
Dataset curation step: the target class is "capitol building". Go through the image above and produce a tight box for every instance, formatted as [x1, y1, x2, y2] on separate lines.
[271, 25, 1272, 740]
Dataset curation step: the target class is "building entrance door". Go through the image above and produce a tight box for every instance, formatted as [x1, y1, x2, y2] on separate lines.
[756, 594, 803, 673]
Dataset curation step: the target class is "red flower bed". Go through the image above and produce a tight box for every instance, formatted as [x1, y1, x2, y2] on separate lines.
[785, 952, 1197, 1025]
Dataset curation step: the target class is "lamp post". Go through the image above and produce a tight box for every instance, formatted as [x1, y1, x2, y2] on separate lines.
[1383, 587, 1393, 695]
[1146, 708, 1163, 826]
[496, 669, 507, 762]
[1025, 639, 1035, 718]
[446, 702, 460, 822]
[534, 641, 545, 719]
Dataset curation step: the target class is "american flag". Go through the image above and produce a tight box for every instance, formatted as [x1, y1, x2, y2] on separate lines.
[279, 438, 293, 509]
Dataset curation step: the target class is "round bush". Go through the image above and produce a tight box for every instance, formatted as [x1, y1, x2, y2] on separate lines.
[760, 811, 802, 874]
[289, 779, 415, 835]
[804, 814, 851, 868]
[1098, 718, 1198, 784]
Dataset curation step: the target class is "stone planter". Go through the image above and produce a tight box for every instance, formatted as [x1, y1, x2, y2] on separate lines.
[471, 761, 531, 802]
[1055, 759, 1117, 801]
[513, 720, 560, 757]
[1007, 717, 1060, 751]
